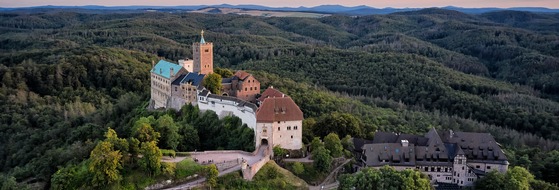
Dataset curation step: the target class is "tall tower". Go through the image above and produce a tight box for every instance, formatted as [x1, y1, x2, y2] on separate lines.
[192, 30, 213, 75]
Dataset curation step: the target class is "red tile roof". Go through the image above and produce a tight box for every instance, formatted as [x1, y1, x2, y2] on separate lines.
[257, 86, 286, 101]
[234, 70, 251, 80]
[256, 97, 303, 122]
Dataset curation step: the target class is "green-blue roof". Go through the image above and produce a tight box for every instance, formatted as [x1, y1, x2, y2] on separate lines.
[152, 60, 183, 79]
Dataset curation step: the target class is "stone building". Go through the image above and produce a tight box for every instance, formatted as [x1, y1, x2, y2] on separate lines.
[169, 72, 205, 110]
[360, 128, 509, 187]
[150, 60, 187, 109]
[255, 87, 303, 150]
[192, 30, 213, 75]
[221, 71, 261, 102]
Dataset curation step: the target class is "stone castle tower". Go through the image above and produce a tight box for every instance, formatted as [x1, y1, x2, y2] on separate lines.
[192, 30, 213, 75]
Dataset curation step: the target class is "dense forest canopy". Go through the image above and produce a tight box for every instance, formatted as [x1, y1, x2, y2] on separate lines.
[1, 9, 559, 188]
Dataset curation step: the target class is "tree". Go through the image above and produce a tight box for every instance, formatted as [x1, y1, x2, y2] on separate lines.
[310, 137, 323, 154]
[177, 124, 200, 151]
[133, 118, 160, 143]
[314, 112, 363, 138]
[312, 146, 332, 173]
[291, 162, 304, 176]
[340, 166, 432, 190]
[206, 164, 219, 189]
[505, 166, 534, 190]
[214, 67, 234, 78]
[324, 133, 343, 157]
[203, 73, 222, 95]
[273, 145, 287, 159]
[139, 141, 162, 176]
[89, 141, 122, 186]
[155, 115, 180, 150]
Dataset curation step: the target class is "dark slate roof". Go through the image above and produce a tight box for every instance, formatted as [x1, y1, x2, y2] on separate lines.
[172, 74, 187, 85]
[435, 183, 460, 190]
[353, 138, 373, 153]
[441, 130, 507, 161]
[179, 72, 205, 86]
[362, 128, 507, 167]
[198, 89, 210, 96]
[222, 77, 233, 84]
[362, 143, 416, 167]
[207, 94, 258, 112]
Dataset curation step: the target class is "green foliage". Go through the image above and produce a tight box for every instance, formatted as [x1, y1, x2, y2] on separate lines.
[214, 67, 234, 78]
[133, 116, 161, 143]
[314, 112, 364, 138]
[89, 141, 123, 186]
[161, 162, 176, 177]
[291, 162, 305, 176]
[312, 147, 332, 173]
[161, 149, 176, 157]
[175, 158, 204, 179]
[338, 166, 432, 190]
[51, 161, 91, 190]
[323, 133, 343, 158]
[206, 164, 219, 188]
[310, 137, 323, 153]
[139, 141, 162, 176]
[475, 166, 556, 190]
[155, 115, 180, 150]
[273, 145, 287, 158]
[203, 73, 222, 95]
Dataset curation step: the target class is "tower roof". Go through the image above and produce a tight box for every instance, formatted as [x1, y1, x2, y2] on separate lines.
[256, 96, 303, 122]
[200, 30, 206, 44]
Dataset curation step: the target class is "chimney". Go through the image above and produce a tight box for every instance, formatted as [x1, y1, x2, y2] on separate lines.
[270, 86, 274, 89]
[152, 60, 155, 68]
[449, 130, 454, 138]
[159, 68, 162, 74]
[170, 68, 174, 77]
[401, 140, 409, 147]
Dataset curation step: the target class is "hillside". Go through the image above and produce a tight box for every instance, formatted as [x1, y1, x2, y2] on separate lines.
[0, 9, 559, 188]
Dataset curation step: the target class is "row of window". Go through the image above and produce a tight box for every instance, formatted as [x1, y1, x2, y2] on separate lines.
[244, 87, 259, 91]
[277, 126, 299, 131]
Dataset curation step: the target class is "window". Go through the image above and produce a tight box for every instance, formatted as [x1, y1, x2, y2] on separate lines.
[431, 167, 434, 172]
[263, 129, 267, 133]
[291, 135, 293, 139]
[250, 87, 253, 90]
[175, 87, 177, 91]
[462, 166, 464, 170]
[278, 127, 280, 131]
[425, 167, 428, 172]
[476, 165, 480, 169]
[287, 126, 291, 130]
[487, 166, 491, 169]
[278, 121, 280, 124]
[245, 87, 247, 91]
[205, 49, 209, 52]
[294, 126, 298, 130]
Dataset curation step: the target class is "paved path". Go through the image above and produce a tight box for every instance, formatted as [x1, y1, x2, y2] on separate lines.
[283, 155, 314, 163]
[309, 158, 351, 190]
[163, 146, 268, 190]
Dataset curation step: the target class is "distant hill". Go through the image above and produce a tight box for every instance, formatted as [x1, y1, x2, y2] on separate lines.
[1, 4, 558, 15]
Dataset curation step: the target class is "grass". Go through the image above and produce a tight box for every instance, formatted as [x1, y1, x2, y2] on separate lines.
[175, 158, 205, 179]
[284, 162, 328, 186]
[213, 161, 308, 190]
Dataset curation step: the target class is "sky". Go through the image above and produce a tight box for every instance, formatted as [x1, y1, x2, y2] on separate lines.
[1, 0, 559, 8]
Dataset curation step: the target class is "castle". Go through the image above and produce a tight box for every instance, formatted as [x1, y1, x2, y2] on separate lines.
[357, 128, 509, 187]
[150, 31, 302, 151]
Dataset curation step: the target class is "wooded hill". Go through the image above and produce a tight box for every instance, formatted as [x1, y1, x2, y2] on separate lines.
[0, 9, 558, 188]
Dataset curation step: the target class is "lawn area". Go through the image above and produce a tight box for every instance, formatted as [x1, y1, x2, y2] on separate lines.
[284, 162, 328, 185]
[214, 161, 308, 190]
[175, 158, 205, 179]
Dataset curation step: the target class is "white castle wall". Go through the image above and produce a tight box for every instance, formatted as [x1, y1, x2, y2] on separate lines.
[197, 95, 257, 130]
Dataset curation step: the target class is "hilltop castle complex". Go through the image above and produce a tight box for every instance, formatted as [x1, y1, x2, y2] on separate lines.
[149, 31, 302, 151]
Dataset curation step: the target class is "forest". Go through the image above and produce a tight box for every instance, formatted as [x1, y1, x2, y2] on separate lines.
[0, 8, 559, 189]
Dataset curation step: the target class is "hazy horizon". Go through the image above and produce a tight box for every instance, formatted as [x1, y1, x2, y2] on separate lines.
[1, 0, 559, 9]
